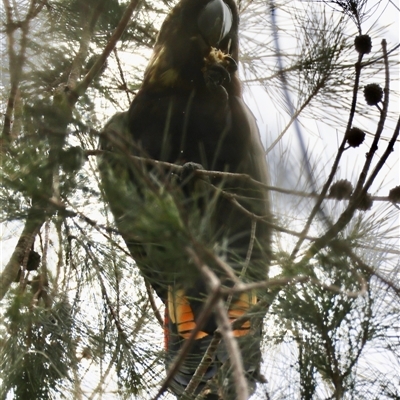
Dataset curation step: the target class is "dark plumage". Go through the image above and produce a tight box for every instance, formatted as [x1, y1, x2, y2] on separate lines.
[99, 0, 271, 398]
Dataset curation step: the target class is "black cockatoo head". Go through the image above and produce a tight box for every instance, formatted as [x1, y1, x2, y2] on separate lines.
[197, 0, 233, 47]
[143, 0, 240, 90]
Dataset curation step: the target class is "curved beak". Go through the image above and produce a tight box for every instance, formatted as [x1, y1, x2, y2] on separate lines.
[197, 0, 233, 47]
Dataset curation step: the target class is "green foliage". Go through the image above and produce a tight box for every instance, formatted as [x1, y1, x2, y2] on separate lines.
[270, 246, 387, 398]
[1, 292, 74, 399]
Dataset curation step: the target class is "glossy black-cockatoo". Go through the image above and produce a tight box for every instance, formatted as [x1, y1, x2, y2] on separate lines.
[99, 0, 272, 398]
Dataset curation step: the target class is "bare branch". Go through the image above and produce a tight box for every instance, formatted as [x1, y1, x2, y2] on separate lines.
[303, 113, 400, 263]
[145, 281, 164, 327]
[71, 0, 141, 103]
[183, 334, 222, 397]
[67, 1, 107, 90]
[266, 79, 327, 154]
[352, 40, 390, 197]
[113, 47, 132, 103]
[188, 248, 249, 400]
[291, 51, 365, 258]
[152, 270, 220, 400]
[2, 0, 38, 141]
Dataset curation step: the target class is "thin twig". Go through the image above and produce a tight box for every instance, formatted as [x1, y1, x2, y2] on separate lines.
[220, 273, 367, 299]
[352, 39, 390, 198]
[290, 51, 365, 258]
[67, 1, 106, 90]
[113, 47, 132, 103]
[302, 46, 397, 263]
[145, 281, 164, 327]
[183, 219, 257, 397]
[242, 219, 256, 278]
[244, 43, 400, 84]
[197, 243, 242, 285]
[266, 79, 327, 154]
[2, 0, 41, 140]
[84, 241, 129, 341]
[152, 275, 220, 400]
[71, 0, 141, 103]
[87, 343, 121, 400]
[90, 149, 399, 206]
[351, 254, 400, 298]
[188, 248, 249, 400]
[183, 334, 222, 397]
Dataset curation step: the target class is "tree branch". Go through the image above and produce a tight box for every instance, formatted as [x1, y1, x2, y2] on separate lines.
[71, 0, 141, 104]
[152, 275, 220, 400]
[0, 206, 45, 300]
[67, 0, 107, 90]
[291, 51, 365, 258]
